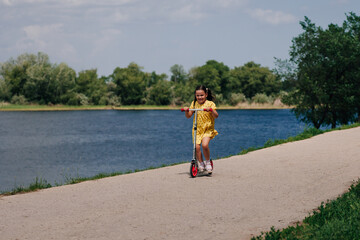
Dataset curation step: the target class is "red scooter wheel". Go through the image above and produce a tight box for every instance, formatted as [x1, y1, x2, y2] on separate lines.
[190, 162, 198, 178]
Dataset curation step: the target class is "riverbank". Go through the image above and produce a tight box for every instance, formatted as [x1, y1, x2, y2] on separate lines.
[0, 102, 292, 111]
[1, 126, 359, 239]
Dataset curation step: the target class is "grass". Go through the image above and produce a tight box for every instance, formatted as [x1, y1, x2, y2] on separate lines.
[0, 103, 113, 111]
[0, 161, 187, 196]
[251, 180, 360, 240]
[239, 123, 360, 155]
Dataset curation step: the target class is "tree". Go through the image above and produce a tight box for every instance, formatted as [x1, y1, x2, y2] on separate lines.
[146, 80, 172, 105]
[285, 14, 360, 128]
[111, 62, 146, 105]
[170, 64, 187, 84]
[0, 53, 41, 98]
[228, 61, 281, 99]
[0, 78, 11, 101]
[0, 52, 76, 104]
[345, 12, 360, 122]
[204, 60, 230, 98]
[51, 63, 76, 104]
[23, 58, 53, 103]
[75, 69, 107, 105]
[273, 58, 298, 92]
[190, 64, 221, 93]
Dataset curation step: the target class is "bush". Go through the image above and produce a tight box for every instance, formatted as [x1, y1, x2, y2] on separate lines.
[215, 93, 226, 105]
[229, 93, 246, 106]
[252, 93, 271, 104]
[67, 93, 89, 106]
[146, 81, 172, 105]
[10, 94, 28, 105]
[0, 79, 11, 101]
[108, 95, 121, 106]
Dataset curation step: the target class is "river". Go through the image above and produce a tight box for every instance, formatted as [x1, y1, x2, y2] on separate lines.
[0, 109, 305, 192]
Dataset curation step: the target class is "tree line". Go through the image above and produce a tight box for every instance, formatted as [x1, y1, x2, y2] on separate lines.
[0, 54, 285, 107]
[1, 12, 359, 129]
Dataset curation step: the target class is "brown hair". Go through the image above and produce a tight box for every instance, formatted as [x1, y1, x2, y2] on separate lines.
[193, 85, 215, 103]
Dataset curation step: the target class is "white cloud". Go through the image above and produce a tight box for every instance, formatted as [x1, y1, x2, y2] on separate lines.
[199, 0, 248, 8]
[2, 0, 134, 6]
[334, 0, 349, 4]
[248, 8, 297, 25]
[1, 0, 11, 5]
[91, 28, 122, 56]
[169, 3, 206, 22]
[16, 23, 78, 62]
[23, 24, 63, 47]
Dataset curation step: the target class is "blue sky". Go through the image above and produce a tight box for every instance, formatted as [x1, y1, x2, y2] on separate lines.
[1, 0, 359, 77]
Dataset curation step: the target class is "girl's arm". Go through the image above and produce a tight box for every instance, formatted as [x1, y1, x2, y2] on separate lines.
[183, 107, 194, 119]
[204, 108, 219, 119]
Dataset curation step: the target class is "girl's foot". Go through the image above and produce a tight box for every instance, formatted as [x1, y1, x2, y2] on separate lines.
[198, 161, 205, 172]
[205, 160, 212, 173]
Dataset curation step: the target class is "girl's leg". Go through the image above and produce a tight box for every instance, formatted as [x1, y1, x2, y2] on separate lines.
[202, 137, 212, 172]
[201, 137, 211, 161]
[196, 143, 205, 171]
[196, 144, 203, 162]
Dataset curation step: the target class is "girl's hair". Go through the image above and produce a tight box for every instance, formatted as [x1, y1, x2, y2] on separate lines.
[193, 85, 215, 103]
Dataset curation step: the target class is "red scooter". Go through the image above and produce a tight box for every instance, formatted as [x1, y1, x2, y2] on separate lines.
[181, 108, 213, 177]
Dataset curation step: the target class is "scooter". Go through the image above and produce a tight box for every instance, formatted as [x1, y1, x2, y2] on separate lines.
[181, 108, 214, 178]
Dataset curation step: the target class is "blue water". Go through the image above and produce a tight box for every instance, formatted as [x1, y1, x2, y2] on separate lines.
[0, 109, 305, 192]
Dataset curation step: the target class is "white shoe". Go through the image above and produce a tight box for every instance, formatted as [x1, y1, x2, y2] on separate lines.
[198, 161, 205, 172]
[205, 161, 212, 173]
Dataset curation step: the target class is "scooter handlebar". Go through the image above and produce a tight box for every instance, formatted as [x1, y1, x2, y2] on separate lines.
[181, 108, 212, 112]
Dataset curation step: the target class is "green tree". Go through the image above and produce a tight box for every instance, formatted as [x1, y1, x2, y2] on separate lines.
[0, 53, 44, 99]
[273, 58, 298, 92]
[285, 15, 360, 128]
[228, 62, 281, 99]
[170, 64, 187, 84]
[345, 12, 360, 122]
[204, 60, 230, 98]
[0, 52, 76, 104]
[146, 80, 172, 105]
[51, 63, 76, 104]
[111, 62, 146, 105]
[23, 57, 53, 103]
[75, 69, 106, 105]
[190, 65, 221, 93]
[0, 78, 11, 101]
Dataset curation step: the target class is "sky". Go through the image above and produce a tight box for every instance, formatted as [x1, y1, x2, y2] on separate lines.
[1, 0, 359, 78]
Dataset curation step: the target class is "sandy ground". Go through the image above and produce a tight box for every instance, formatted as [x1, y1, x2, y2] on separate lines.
[1, 127, 360, 240]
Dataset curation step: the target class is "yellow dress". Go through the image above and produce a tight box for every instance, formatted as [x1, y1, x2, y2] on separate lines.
[190, 100, 218, 144]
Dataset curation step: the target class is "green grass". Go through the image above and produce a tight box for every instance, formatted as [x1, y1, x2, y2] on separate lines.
[8, 177, 52, 195]
[0, 161, 187, 196]
[239, 123, 360, 155]
[0, 104, 113, 111]
[252, 180, 360, 240]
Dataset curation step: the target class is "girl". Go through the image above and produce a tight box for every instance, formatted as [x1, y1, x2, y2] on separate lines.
[183, 85, 219, 173]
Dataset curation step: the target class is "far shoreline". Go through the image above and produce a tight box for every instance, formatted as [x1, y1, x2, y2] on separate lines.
[0, 103, 292, 111]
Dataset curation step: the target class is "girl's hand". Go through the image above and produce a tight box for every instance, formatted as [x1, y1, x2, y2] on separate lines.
[205, 107, 218, 118]
[182, 107, 193, 118]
